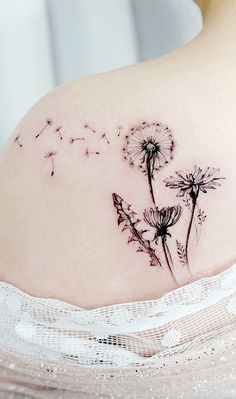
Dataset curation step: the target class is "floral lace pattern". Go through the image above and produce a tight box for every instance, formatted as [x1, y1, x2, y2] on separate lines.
[1, 264, 236, 397]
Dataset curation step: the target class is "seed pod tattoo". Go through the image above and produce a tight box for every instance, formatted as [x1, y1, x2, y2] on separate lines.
[113, 121, 225, 282]
[122, 121, 174, 204]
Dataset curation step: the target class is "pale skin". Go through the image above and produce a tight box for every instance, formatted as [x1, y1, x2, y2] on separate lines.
[0, 0, 235, 309]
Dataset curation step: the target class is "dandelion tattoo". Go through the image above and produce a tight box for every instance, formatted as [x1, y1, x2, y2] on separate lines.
[85, 148, 100, 157]
[27, 116, 225, 281]
[14, 135, 23, 148]
[101, 133, 110, 144]
[112, 193, 162, 268]
[44, 151, 57, 176]
[122, 121, 174, 205]
[113, 120, 225, 281]
[84, 123, 96, 134]
[70, 136, 85, 144]
[35, 118, 53, 139]
[55, 126, 63, 140]
[117, 126, 123, 137]
[143, 206, 182, 281]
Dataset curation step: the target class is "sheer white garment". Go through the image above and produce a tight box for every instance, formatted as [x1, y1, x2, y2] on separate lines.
[1, 264, 236, 398]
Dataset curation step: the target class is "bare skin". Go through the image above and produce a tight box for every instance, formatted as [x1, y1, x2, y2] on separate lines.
[0, 0, 235, 309]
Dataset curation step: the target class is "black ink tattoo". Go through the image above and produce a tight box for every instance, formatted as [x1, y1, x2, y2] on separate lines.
[70, 136, 85, 144]
[183, 197, 191, 209]
[101, 133, 110, 144]
[122, 122, 174, 205]
[117, 126, 123, 137]
[112, 120, 225, 281]
[197, 209, 207, 225]
[84, 123, 111, 145]
[44, 151, 57, 176]
[143, 206, 181, 280]
[55, 126, 63, 140]
[14, 135, 23, 148]
[85, 148, 100, 157]
[112, 193, 162, 268]
[84, 123, 96, 134]
[164, 166, 225, 266]
[176, 240, 188, 266]
[25, 116, 226, 280]
[35, 118, 53, 139]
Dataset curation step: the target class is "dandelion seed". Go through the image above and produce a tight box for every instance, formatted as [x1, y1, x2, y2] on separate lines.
[70, 136, 85, 144]
[101, 133, 110, 144]
[117, 126, 123, 137]
[44, 151, 57, 176]
[84, 123, 96, 134]
[35, 118, 53, 139]
[55, 126, 63, 140]
[14, 135, 23, 148]
[85, 148, 100, 157]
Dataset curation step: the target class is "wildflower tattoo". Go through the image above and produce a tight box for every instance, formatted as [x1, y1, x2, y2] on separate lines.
[164, 166, 225, 266]
[113, 121, 225, 281]
[112, 193, 162, 267]
[16, 115, 225, 280]
[143, 206, 182, 280]
[122, 121, 174, 205]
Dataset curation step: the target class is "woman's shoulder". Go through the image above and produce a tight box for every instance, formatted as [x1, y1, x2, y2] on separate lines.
[0, 56, 235, 309]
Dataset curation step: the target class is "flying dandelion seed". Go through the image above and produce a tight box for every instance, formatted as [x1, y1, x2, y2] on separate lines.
[44, 151, 57, 176]
[35, 119, 53, 139]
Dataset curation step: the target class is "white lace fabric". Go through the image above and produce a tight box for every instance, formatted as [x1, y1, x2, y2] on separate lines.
[1, 264, 236, 398]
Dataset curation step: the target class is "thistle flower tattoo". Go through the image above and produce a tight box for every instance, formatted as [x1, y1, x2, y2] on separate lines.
[123, 122, 174, 204]
[164, 166, 225, 265]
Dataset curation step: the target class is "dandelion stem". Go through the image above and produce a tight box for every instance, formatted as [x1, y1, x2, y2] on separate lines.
[165, 239, 173, 266]
[146, 157, 156, 205]
[185, 194, 198, 267]
[162, 236, 177, 283]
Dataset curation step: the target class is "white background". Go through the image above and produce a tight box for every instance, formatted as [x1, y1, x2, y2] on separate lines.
[0, 0, 202, 149]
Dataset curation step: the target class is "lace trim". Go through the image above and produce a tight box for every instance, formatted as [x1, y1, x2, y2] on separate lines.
[0, 264, 236, 368]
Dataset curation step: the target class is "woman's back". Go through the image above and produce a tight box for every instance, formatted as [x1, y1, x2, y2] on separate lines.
[0, 0, 235, 309]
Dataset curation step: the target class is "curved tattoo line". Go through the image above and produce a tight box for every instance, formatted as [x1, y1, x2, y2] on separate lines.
[112, 193, 162, 268]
